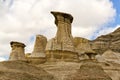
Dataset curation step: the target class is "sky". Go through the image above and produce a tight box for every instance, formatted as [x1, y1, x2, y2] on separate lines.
[0, 0, 120, 61]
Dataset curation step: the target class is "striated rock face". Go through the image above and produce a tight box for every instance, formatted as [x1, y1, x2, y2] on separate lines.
[46, 11, 78, 61]
[0, 61, 56, 80]
[109, 28, 120, 52]
[102, 49, 120, 63]
[27, 35, 47, 64]
[91, 35, 111, 54]
[65, 61, 112, 80]
[9, 41, 26, 61]
[31, 35, 47, 57]
[73, 37, 95, 60]
[73, 37, 92, 53]
[92, 27, 120, 54]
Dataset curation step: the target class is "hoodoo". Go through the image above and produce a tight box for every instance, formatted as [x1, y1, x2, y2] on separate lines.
[46, 11, 78, 61]
[9, 41, 26, 60]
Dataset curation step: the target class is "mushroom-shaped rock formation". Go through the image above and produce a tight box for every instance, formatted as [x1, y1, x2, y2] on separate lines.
[46, 11, 78, 61]
[9, 41, 26, 60]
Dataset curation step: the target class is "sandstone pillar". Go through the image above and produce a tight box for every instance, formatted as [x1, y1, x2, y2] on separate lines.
[46, 11, 78, 61]
[9, 41, 26, 60]
[31, 35, 47, 57]
[51, 11, 74, 51]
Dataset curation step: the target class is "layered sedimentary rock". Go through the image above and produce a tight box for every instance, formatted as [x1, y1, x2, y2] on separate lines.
[28, 35, 47, 64]
[65, 60, 112, 80]
[92, 27, 120, 54]
[9, 41, 26, 60]
[46, 11, 78, 61]
[109, 28, 120, 52]
[73, 37, 94, 60]
[0, 61, 56, 80]
[102, 49, 120, 63]
[85, 51, 97, 60]
[31, 35, 47, 57]
[91, 35, 111, 54]
[73, 37, 92, 53]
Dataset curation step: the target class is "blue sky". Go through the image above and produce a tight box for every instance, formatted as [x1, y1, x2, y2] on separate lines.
[91, 0, 120, 39]
[0, 0, 120, 61]
[111, 0, 120, 26]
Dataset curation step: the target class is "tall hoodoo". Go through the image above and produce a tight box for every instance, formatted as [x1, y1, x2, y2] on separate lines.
[9, 41, 26, 60]
[46, 11, 78, 61]
[31, 35, 47, 57]
[51, 11, 74, 51]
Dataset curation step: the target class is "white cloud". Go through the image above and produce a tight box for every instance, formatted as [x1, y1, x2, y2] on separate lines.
[51, 0, 116, 38]
[0, 57, 7, 61]
[0, 0, 117, 58]
[93, 25, 120, 38]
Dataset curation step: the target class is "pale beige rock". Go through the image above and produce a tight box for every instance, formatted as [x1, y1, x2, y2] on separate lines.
[102, 49, 120, 63]
[25, 53, 31, 57]
[105, 70, 120, 80]
[45, 11, 78, 61]
[79, 53, 89, 60]
[91, 40, 109, 54]
[100, 62, 120, 80]
[65, 61, 112, 80]
[95, 54, 106, 62]
[31, 35, 47, 57]
[9, 41, 26, 60]
[46, 11, 75, 52]
[73, 37, 96, 60]
[0, 61, 56, 80]
[91, 27, 120, 54]
[73, 37, 92, 53]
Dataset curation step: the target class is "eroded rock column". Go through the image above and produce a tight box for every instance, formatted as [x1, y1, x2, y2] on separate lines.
[27, 35, 47, 64]
[51, 11, 74, 51]
[9, 41, 26, 60]
[46, 11, 78, 61]
[31, 35, 47, 57]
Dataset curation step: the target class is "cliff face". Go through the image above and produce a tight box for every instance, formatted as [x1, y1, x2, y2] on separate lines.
[92, 27, 120, 54]
[109, 28, 120, 52]
[73, 37, 92, 53]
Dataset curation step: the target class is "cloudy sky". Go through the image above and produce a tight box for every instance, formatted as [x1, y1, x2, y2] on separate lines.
[0, 0, 120, 61]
